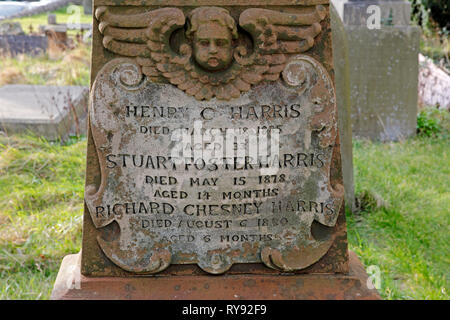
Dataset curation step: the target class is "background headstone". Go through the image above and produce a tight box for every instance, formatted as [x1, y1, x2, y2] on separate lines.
[0, 34, 47, 56]
[331, 4, 355, 212]
[0, 22, 25, 36]
[334, 0, 412, 26]
[332, 0, 420, 141]
[83, 0, 93, 15]
[48, 14, 57, 25]
[43, 25, 68, 59]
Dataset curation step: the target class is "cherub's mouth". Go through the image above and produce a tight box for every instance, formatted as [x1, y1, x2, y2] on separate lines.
[208, 57, 219, 67]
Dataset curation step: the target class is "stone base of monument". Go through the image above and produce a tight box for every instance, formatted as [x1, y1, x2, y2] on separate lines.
[51, 251, 380, 300]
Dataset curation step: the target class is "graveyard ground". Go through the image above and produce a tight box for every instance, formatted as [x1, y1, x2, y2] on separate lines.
[0, 43, 90, 87]
[0, 118, 448, 299]
[0, 3, 448, 301]
[0, 5, 90, 87]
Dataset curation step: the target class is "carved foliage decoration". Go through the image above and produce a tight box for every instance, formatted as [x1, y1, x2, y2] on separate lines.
[95, 5, 327, 101]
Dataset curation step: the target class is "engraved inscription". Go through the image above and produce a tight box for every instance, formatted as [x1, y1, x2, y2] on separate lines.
[85, 53, 344, 274]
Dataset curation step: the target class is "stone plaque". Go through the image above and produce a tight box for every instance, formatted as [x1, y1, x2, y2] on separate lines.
[81, 0, 347, 276]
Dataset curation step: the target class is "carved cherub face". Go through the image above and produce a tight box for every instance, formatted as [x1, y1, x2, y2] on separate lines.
[187, 7, 238, 72]
[193, 22, 233, 71]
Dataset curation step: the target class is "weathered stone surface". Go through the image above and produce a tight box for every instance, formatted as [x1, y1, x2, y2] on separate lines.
[52, 251, 380, 299]
[0, 34, 47, 56]
[52, 0, 384, 300]
[78, 1, 351, 278]
[418, 53, 450, 111]
[0, 85, 88, 140]
[330, 3, 355, 212]
[83, 0, 93, 15]
[346, 26, 420, 141]
[86, 56, 343, 274]
[332, 0, 420, 141]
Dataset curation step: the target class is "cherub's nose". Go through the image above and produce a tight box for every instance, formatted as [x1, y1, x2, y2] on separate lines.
[209, 42, 218, 53]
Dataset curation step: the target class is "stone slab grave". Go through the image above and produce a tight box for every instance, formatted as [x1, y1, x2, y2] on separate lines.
[0, 85, 88, 140]
[333, 0, 420, 141]
[52, 0, 380, 300]
[0, 34, 47, 56]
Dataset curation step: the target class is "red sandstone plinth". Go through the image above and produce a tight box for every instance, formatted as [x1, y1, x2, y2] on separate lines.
[51, 251, 380, 300]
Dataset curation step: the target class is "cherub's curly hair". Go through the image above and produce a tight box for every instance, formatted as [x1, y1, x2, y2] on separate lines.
[186, 7, 238, 40]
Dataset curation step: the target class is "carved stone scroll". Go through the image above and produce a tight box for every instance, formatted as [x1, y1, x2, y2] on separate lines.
[85, 52, 343, 274]
[95, 5, 327, 101]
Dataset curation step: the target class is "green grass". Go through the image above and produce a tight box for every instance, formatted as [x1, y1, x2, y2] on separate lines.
[6, 5, 92, 35]
[349, 135, 449, 299]
[0, 134, 86, 300]
[0, 0, 447, 301]
[0, 43, 91, 86]
[0, 131, 448, 299]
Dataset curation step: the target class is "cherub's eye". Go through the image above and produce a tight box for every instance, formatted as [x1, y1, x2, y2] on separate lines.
[199, 40, 209, 47]
[216, 39, 228, 47]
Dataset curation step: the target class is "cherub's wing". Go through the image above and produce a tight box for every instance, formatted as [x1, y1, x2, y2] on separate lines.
[95, 6, 187, 82]
[95, 6, 327, 101]
[95, 6, 232, 100]
[239, 5, 327, 81]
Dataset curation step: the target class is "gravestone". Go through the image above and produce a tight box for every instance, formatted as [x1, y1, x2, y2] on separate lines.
[48, 14, 57, 25]
[332, 0, 420, 141]
[52, 0, 380, 300]
[43, 25, 68, 59]
[0, 34, 47, 56]
[0, 22, 24, 35]
[330, 4, 355, 212]
[83, 0, 93, 15]
[0, 85, 88, 140]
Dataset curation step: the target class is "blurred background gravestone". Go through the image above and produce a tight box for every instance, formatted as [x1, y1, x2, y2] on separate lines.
[83, 0, 93, 14]
[0, 85, 88, 141]
[332, 0, 420, 141]
[331, 4, 355, 212]
[0, 21, 47, 56]
[43, 24, 69, 59]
